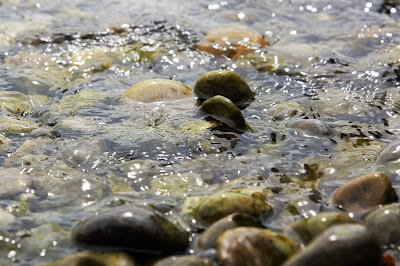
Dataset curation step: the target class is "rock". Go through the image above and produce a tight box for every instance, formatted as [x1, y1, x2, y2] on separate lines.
[268, 102, 306, 121]
[60, 138, 106, 167]
[181, 187, 271, 227]
[217, 227, 300, 266]
[196, 213, 261, 250]
[376, 141, 400, 163]
[179, 119, 221, 138]
[0, 208, 16, 226]
[286, 119, 339, 138]
[6, 201, 29, 217]
[197, 25, 268, 58]
[199, 95, 249, 130]
[72, 205, 189, 253]
[363, 202, 400, 246]
[0, 91, 48, 115]
[41, 251, 136, 266]
[121, 79, 193, 104]
[283, 224, 382, 266]
[291, 212, 357, 243]
[331, 172, 397, 215]
[0, 168, 32, 199]
[194, 70, 254, 104]
[0, 115, 39, 133]
[154, 255, 213, 266]
[149, 174, 205, 196]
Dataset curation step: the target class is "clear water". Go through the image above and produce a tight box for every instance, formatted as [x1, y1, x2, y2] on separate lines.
[0, 0, 399, 264]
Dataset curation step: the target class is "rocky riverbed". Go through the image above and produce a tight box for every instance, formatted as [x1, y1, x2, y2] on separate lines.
[0, 0, 400, 265]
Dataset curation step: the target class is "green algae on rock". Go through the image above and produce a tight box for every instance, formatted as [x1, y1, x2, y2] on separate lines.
[72, 205, 189, 253]
[363, 202, 400, 246]
[121, 79, 193, 104]
[283, 224, 382, 266]
[194, 70, 254, 104]
[196, 213, 261, 250]
[0, 115, 40, 133]
[154, 255, 214, 266]
[331, 172, 397, 215]
[217, 227, 300, 266]
[290, 212, 357, 244]
[181, 187, 271, 227]
[197, 25, 268, 59]
[199, 95, 249, 130]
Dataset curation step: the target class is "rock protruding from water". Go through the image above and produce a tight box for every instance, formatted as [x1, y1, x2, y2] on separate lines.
[200, 95, 249, 130]
[194, 70, 254, 104]
[331, 172, 397, 215]
[363, 202, 400, 246]
[121, 79, 193, 104]
[283, 224, 382, 266]
[72, 205, 189, 253]
[196, 213, 261, 250]
[197, 25, 268, 58]
[291, 212, 357, 244]
[217, 227, 300, 266]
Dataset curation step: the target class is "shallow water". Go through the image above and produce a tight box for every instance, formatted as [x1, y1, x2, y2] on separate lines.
[0, 0, 400, 264]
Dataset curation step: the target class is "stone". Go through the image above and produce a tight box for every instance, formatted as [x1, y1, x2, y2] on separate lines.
[283, 224, 382, 266]
[194, 70, 254, 104]
[0, 115, 39, 133]
[154, 255, 213, 266]
[72, 205, 189, 253]
[376, 141, 400, 163]
[0, 208, 16, 226]
[268, 102, 306, 121]
[291, 212, 357, 243]
[121, 79, 193, 104]
[286, 119, 339, 138]
[217, 227, 300, 266]
[197, 25, 268, 58]
[0, 168, 32, 199]
[199, 95, 249, 130]
[196, 213, 261, 250]
[0, 91, 48, 115]
[331, 172, 397, 215]
[363, 202, 400, 246]
[41, 251, 136, 266]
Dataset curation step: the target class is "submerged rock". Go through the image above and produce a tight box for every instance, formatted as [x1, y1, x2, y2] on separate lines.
[0, 91, 48, 115]
[290, 212, 357, 243]
[286, 119, 339, 138]
[363, 202, 400, 246]
[197, 25, 268, 58]
[0, 115, 40, 133]
[200, 95, 249, 130]
[268, 102, 306, 121]
[154, 255, 214, 266]
[0, 168, 32, 199]
[283, 224, 382, 266]
[376, 141, 400, 163]
[331, 172, 397, 215]
[41, 251, 136, 266]
[72, 205, 189, 253]
[217, 227, 299, 266]
[196, 213, 261, 250]
[121, 79, 193, 104]
[194, 70, 254, 104]
[181, 187, 271, 227]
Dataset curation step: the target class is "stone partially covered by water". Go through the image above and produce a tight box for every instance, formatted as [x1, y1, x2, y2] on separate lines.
[268, 102, 306, 121]
[197, 25, 268, 58]
[72, 205, 189, 253]
[121, 79, 193, 104]
[41, 251, 136, 266]
[363, 202, 400, 246]
[194, 70, 254, 104]
[217, 227, 300, 266]
[199, 95, 249, 130]
[195, 213, 261, 250]
[283, 224, 382, 266]
[0, 115, 40, 133]
[0, 168, 32, 199]
[181, 187, 272, 227]
[290, 212, 357, 244]
[376, 141, 400, 163]
[331, 172, 397, 215]
[154, 255, 214, 266]
[286, 119, 339, 139]
[0, 91, 48, 115]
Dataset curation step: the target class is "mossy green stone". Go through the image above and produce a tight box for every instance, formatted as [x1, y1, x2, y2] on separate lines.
[194, 70, 254, 104]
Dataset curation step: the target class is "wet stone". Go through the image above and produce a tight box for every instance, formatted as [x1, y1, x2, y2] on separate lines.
[0, 91, 48, 115]
[121, 79, 193, 104]
[196, 213, 261, 250]
[194, 70, 254, 104]
[290, 212, 357, 244]
[199, 95, 249, 130]
[363, 202, 400, 246]
[283, 224, 382, 266]
[217, 227, 300, 266]
[197, 25, 268, 58]
[41, 251, 136, 266]
[154, 255, 214, 266]
[286, 119, 339, 138]
[72, 205, 189, 253]
[0, 168, 32, 199]
[331, 172, 397, 215]
[268, 102, 306, 121]
[0, 115, 39, 133]
[376, 141, 400, 163]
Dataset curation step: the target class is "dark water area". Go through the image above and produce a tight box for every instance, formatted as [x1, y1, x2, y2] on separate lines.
[0, 0, 400, 265]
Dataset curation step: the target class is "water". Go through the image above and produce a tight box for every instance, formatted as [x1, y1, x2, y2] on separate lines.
[0, 0, 400, 264]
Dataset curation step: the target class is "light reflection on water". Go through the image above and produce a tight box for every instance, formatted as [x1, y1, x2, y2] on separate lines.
[0, 0, 399, 263]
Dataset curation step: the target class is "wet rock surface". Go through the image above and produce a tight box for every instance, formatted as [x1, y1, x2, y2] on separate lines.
[154, 255, 214, 266]
[331, 172, 397, 215]
[41, 251, 136, 266]
[217, 227, 300, 266]
[283, 224, 382, 266]
[72, 205, 189, 253]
